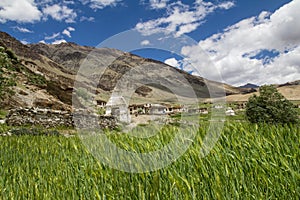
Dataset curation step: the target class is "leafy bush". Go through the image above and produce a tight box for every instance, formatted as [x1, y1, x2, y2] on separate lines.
[96, 107, 106, 115]
[5, 48, 18, 61]
[27, 73, 47, 86]
[0, 109, 7, 119]
[245, 85, 298, 124]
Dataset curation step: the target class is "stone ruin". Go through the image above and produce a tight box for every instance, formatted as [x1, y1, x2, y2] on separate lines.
[5, 107, 118, 130]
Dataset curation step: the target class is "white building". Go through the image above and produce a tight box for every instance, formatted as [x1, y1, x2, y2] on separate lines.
[149, 104, 168, 115]
[225, 107, 235, 116]
[105, 96, 130, 123]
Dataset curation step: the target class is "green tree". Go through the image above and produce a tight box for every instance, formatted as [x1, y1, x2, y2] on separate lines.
[245, 85, 298, 124]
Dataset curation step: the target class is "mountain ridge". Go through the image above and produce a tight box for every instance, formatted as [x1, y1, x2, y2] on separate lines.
[239, 83, 259, 89]
[3, 31, 297, 110]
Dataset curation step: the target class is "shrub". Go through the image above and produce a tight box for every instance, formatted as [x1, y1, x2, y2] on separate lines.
[76, 87, 91, 101]
[96, 107, 106, 115]
[0, 109, 8, 119]
[245, 85, 298, 124]
[5, 48, 18, 61]
[27, 73, 47, 86]
[0, 46, 16, 101]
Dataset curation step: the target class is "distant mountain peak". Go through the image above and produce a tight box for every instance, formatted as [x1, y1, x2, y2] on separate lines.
[278, 80, 300, 87]
[239, 83, 259, 89]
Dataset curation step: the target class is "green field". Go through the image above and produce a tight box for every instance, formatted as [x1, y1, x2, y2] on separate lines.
[0, 122, 299, 199]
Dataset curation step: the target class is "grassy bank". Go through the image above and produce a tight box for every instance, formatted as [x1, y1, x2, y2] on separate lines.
[0, 122, 299, 199]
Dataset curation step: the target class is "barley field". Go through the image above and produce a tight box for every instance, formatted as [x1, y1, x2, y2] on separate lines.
[0, 122, 299, 199]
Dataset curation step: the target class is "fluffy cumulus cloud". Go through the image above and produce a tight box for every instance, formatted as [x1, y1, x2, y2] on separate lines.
[62, 26, 75, 37]
[42, 4, 77, 23]
[164, 58, 180, 68]
[0, 0, 42, 23]
[181, 0, 300, 86]
[81, 0, 122, 9]
[0, 0, 121, 25]
[136, 0, 234, 36]
[164, 57, 197, 74]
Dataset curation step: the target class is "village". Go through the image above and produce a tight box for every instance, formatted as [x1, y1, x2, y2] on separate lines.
[4, 94, 299, 129]
[97, 95, 250, 124]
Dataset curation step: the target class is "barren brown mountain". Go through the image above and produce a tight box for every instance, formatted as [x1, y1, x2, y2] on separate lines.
[1, 31, 298, 110]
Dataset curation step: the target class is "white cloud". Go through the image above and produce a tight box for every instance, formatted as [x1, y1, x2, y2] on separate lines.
[176, 22, 200, 37]
[135, 1, 234, 36]
[148, 0, 170, 9]
[63, 0, 75, 5]
[0, 0, 42, 23]
[52, 39, 67, 44]
[181, 0, 300, 86]
[140, 40, 151, 46]
[21, 40, 29, 44]
[39, 40, 46, 44]
[45, 32, 60, 40]
[36, 0, 53, 5]
[44, 27, 74, 43]
[164, 58, 180, 68]
[62, 26, 75, 37]
[80, 16, 95, 22]
[82, 0, 122, 10]
[217, 1, 235, 10]
[68, 26, 75, 31]
[14, 26, 33, 33]
[42, 4, 77, 23]
[62, 30, 71, 37]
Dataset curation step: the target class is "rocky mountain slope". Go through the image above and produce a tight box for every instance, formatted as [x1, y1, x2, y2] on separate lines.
[0, 31, 242, 110]
[0, 42, 69, 110]
[30, 41, 240, 93]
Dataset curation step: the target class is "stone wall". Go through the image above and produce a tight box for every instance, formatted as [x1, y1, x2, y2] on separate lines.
[6, 107, 73, 128]
[73, 112, 118, 130]
[6, 107, 118, 129]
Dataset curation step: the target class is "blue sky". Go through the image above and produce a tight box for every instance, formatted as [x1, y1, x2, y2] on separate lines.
[0, 0, 299, 86]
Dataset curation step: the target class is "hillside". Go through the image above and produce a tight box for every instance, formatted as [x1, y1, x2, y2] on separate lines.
[29, 40, 240, 101]
[0, 31, 243, 109]
[227, 81, 300, 102]
[0, 43, 70, 110]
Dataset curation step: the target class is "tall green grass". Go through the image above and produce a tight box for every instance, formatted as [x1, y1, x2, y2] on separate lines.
[0, 122, 299, 199]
